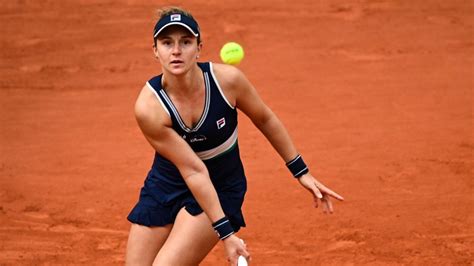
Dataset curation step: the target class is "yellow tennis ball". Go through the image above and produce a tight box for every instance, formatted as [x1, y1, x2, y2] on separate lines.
[220, 42, 244, 65]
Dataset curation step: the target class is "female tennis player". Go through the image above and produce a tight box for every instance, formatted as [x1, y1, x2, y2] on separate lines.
[125, 6, 344, 266]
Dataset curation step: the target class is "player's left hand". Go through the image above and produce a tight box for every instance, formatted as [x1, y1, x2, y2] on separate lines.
[297, 173, 344, 213]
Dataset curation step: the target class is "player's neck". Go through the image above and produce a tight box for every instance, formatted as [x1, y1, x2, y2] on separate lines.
[162, 65, 203, 96]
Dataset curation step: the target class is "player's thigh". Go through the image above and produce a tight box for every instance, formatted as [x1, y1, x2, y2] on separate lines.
[153, 208, 219, 266]
[126, 223, 172, 266]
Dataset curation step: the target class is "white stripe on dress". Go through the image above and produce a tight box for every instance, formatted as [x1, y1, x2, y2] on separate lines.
[159, 89, 188, 130]
[191, 73, 211, 131]
[158, 73, 211, 133]
[196, 127, 238, 160]
[146, 82, 170, 116]
[209, 62, 235, 109]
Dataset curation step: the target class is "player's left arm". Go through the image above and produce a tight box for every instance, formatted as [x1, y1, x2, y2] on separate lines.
[214, 63, 344, 212]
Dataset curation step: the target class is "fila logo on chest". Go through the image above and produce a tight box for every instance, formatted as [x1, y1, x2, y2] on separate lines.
[216, 117, 226, 129]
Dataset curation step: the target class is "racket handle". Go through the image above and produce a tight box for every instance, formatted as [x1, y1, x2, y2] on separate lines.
[237, 255, 248, 266]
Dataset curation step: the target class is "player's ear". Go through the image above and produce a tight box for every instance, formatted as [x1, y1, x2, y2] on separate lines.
[196, 42, 203, 59]
[153, 44, 160, 59]
[198, 41, 203, 50]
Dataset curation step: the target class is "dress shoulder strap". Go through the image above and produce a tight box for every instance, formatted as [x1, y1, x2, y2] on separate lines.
[145, 75, 171, 117]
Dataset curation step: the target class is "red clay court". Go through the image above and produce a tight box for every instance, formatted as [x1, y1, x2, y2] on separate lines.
[0, 1, 472, 265]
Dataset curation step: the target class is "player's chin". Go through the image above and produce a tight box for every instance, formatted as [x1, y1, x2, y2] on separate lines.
[167, 66, 187, 75]
[168, 63, 193, 75]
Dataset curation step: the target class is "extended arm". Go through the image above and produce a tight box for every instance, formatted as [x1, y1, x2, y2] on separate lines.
[237, 87, 298, 163]
[214, 64, 344, 212]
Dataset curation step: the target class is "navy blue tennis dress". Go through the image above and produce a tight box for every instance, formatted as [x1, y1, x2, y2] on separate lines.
[127, 62, 246, 232]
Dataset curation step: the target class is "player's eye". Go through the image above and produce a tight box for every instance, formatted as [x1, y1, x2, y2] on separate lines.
[159, 39, 172, 46]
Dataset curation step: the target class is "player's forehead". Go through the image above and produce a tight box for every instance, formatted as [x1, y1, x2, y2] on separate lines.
[156, 25, 195, 39]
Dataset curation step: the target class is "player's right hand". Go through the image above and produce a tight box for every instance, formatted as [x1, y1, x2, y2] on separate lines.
[223, 235, 250, 265]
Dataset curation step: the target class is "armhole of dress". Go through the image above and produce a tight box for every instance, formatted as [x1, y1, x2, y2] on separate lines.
[146, 81, 171, 116]
[209, 62, 235, 109]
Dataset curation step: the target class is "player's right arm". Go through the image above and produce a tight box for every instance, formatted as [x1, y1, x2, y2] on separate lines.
[134, 85, 249, 264]
[133, 85, 226, 223]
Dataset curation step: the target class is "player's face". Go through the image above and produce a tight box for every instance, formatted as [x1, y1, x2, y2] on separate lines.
[154, 26, 201, 76]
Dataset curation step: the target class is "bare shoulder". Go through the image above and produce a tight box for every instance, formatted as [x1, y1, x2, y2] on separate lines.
[211, 63, 248, 89]
[135, 85, 171, 134]
[211, 63, 253, 105]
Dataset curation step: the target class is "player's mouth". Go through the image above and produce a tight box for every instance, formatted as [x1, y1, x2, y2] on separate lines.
[170, 60, 184, 65]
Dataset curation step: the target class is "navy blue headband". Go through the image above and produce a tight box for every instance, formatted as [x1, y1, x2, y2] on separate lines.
[153, 13, 200, 38]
